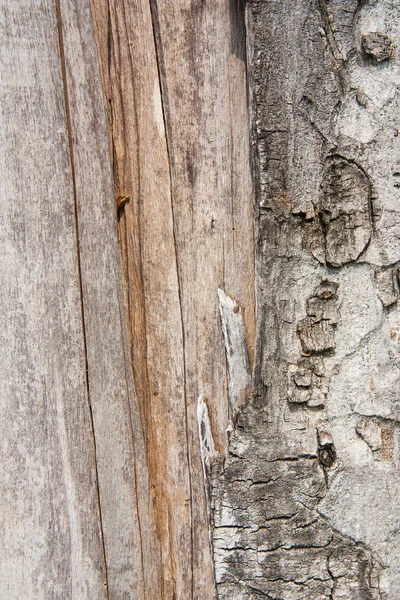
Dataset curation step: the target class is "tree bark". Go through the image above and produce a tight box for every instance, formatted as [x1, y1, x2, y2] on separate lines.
[1, 1, 400, 599]
[209, 1, 400, 598]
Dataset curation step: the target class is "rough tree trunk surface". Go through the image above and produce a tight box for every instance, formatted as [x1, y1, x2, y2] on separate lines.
[1, 0, 399, 599]
[207, 1, 400, 599]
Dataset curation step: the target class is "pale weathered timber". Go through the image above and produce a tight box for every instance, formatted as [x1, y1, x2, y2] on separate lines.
[1, 1, 158, 598]
[147, 3, 256, 593]
[206, 1, 400, 598]
[0, 2, 107, 597]
[90, 1, 255, 598]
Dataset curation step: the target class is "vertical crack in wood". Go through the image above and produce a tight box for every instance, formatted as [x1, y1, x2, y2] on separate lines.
[114, 280, 147, 598]
[54, 2, 109, 596]
[121, 2, 149, 453]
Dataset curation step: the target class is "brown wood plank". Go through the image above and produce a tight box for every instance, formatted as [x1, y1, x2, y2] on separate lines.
[91, 2, 193, 596]
[56, 1, 161, 598]
[91, 1, 255, 598]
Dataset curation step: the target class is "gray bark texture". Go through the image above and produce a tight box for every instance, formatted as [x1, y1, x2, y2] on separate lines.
[206, 1, 400, 598]
[1, 0, 400, 599]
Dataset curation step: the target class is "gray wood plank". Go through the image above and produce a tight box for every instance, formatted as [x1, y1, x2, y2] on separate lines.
[0, 2, 107, 598]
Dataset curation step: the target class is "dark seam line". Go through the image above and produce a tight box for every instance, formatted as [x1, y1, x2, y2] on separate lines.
[119, 1, 152, 452]
[115, 270, 147, 597]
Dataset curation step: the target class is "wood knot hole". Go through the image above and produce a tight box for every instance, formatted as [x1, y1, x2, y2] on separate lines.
[318, 443, 336, 468]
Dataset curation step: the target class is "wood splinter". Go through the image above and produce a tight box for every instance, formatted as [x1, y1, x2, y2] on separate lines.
[116, 194, 131, 212]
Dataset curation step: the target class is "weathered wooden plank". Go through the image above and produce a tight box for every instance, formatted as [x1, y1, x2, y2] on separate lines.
[0, 2, 107, 598]
[90, 1, 191, 597]
[56, 1, 161, 597]
[146, 4, 255, 596]
[150, 0, 255, 448]
[91, 1, 255, 597]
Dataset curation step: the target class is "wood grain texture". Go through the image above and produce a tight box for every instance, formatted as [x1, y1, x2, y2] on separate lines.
[91, 1, 192, 596]
[1, 1, 159, 598]
[5, 0, 399, 597]
[0, 2, 106, 598]
[56, 1, 161, 597]
[90, 1, 255, 598]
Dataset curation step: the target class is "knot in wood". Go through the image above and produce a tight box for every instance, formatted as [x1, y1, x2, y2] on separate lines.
[318, 443, 336, 468]
[320, 157, 371, 267]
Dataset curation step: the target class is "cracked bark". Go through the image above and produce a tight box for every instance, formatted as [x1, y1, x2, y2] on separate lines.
[206, 1, 400, 598]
